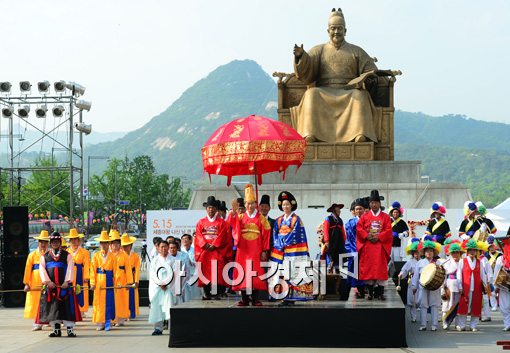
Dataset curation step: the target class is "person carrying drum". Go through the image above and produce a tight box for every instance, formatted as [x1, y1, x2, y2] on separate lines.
[397, 238, 420, 322]
[441, 240, 464, 330]
[486, 235, 502, 311]
[411, 237, 442, 331]
[456, 239, 488, 332]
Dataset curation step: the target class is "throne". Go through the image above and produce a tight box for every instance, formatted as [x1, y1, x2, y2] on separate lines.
[272, 71, 399, 161]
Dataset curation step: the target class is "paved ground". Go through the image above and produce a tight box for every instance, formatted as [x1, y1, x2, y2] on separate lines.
[0, 306, 507, 353]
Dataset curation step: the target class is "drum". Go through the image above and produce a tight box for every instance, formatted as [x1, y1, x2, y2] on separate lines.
[419, 263, 446, 291]
[473, 229, 488, 242]
[495, 267, 510, 292]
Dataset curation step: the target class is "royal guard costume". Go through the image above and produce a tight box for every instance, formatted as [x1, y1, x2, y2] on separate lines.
[456, 239, 487, 331]
[38, 232, 82, 337]
[229, 184, 271, 306]
[23, 230, 50, 330]
[425, 201, 451, 245]
[459, 201, 497, 240]
[356, 190, 392, 300]
[322, 202, 346, 270]
[389, 201, 409, 261]
[121, 232, 140, 319]
[90, 231, 117, 331]
[270, 191, 313, 304]
[66, 229, 90, 315]
[259, 194, 275, 249]
[194, 196, 231, 299]
[109, 230, 134, 325]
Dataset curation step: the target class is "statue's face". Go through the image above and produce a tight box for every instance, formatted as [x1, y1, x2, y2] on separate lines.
[327, 17, 346, 46]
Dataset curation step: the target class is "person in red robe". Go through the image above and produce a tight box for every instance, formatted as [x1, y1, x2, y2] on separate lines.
[194, 196, 231, 300]
[356, 189, 392, 300]
[230, 184, 271, 306]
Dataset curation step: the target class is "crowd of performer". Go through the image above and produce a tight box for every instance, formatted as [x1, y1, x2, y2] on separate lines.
[22, 184, 510, 337]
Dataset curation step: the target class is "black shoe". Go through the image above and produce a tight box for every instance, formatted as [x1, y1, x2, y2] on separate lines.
[378, 286, 386, 301]
[151, 329, 162, 336]
[49, 329, 61, 337]
[67, 328, 76, 337]
[367, 285, 374, 300]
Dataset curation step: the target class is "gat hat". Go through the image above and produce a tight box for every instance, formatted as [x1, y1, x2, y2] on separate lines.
[389, 201, 404, 216]
[34, 230, 50, 241]
[95, 230, 111, 242]
[121, 233, 136, 246]
[203, 196, 218, 208]
[430, 201, 446, 216]
[369, 190, 384, 202]
[327, 203, 344, 213]
[260, 194, 271, 206]
[49, 231, 62, 240]
[245, 184, 256, 203]
[219, 201, 227, 212]
[109, 229, 121, 241]
[66, 228, 84, 239]
[237, 198, 245, 207]
[277, 191, 297, 211]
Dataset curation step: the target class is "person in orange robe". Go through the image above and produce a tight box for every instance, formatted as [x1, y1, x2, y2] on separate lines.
[121, 233, 140, 319]
[66, 229, 90, 316]
[23, 230, 50, 330]
[90, 231, 117, 331]
[194, 196, 231, 299]
[356, 189, 392, 300]
[230, 184, 271, 306]
[109, 230, 133, 326]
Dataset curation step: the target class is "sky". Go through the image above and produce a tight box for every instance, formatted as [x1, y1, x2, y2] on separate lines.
[0, 0, 509, 133]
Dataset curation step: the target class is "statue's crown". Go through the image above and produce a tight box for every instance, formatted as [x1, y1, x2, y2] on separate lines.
[329, 8, 345, 22]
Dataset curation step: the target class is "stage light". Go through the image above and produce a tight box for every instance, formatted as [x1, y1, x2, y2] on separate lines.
[65, 81, 85, 96]
[52, 105, 65, 117]
[0, 82, 11, 93]
[18, 105, 30, 118]
[75, 100, 92, 111]
[54, 80, 66, 92]
[19, 81, 32, 92]
[35, 105, 48, 118]
[37, 81, 50, 93]
[2, 106, 14, 118]
[75, 122, 92, 135]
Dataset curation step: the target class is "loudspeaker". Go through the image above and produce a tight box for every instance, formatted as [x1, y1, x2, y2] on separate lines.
[2, 256, 27, 307]
[2, 206, 29, 256]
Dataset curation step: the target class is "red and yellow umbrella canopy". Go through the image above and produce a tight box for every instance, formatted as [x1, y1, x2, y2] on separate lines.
[202, 115, 306, 185]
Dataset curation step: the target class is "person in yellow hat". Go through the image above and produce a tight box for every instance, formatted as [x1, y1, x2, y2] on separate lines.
[121, 233, 140, 319]
[66, 229, 90, 316]
[90, 230, 117, 331]
[109, 230, 133, 326]
[23, 230, 50, 331]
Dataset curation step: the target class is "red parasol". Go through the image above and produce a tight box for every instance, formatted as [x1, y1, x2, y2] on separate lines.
[202, 115, 306, 187]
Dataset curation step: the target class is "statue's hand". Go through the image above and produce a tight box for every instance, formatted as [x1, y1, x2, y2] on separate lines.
[293, 44, 304, 59]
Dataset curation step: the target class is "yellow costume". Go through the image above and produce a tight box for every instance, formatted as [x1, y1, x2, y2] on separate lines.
[90, 231, 117, 328]
[110, 231, 133, 321]
[121, 233, 140, 318]
[67, 229, 90, 312]
[23, 230, 49, 320]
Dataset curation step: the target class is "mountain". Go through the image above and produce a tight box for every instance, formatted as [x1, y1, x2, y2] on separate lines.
[87, 59, 277, 178]
[83, 59, 510, 206]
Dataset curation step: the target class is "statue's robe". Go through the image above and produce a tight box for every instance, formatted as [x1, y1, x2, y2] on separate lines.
[290, 41, 379, 143]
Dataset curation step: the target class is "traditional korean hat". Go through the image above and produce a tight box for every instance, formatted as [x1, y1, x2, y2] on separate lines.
[95, 230, 111, 242]
[463, 201, 478, 217]
[49, 231, 62, 240]
[430, 201, 446, 216]
[66, 228, 84, 239]
[369, 190, 384, 202]
[237, 197, 245, 207]
[109, 229, 121, 241]
[244, 184, 256, 203]
[260, 194, 271, 206]
[203, 195, 218, 208]
[121, 232, 136, 246]
[219, 201, 227, 212]
[329, 8, 345, 24]
[475, 201, 487, 216]
[60, 237, 69, 248]
[389, 201, 404, 216]
[462, 238, 479, 251]
[278, 191, 297, 211]
[327, 203, 344, 213]
[476, 241, 489, 252]
[405, 238, 420, 254]
[34, 230, 50, 241]
[418, 238, 441, 255]
[447, 242, 464, 254]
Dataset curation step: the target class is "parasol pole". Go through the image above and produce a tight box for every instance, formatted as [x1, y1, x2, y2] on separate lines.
[254, 162, 259, 203]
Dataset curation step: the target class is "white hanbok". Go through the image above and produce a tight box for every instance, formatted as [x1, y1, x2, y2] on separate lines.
[441, 258, 461, 328]
[493, 256, 510, 329]
[412, 258, 442, 329]
[399, 257, 418, 321]
[180, 246, 201, 300]
[480, 255, 493, 320]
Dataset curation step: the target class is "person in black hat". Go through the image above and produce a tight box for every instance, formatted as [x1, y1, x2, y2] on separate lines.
[389, 201, 409, 262]
[323, 202, 346, 273]
[259, 195, 275, 249]
[356, 190, 392, 300]
[345, 198, 367, 299]
[195, 196, 231, 300]
[38, 232, 82, 337]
